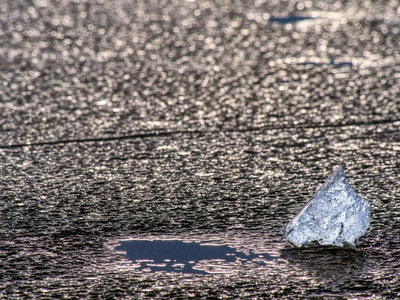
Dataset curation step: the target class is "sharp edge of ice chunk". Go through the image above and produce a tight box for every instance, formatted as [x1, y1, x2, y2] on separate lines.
[282, 167, 371, 248]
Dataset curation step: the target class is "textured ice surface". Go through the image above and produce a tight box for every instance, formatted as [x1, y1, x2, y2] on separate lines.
[282, 167, 370, 248]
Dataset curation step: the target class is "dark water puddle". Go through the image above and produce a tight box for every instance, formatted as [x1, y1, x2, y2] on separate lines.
[298, 60, 353, 68]
[115, 240, 275, 274]
[269, 15, 315, 24]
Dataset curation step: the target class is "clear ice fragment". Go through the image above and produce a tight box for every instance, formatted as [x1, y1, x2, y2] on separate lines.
[282, 167, 370, 248]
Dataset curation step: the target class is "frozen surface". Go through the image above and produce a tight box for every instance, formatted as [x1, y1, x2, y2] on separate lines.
[1, 0, 400, 298]
[282, 167, 370, 248]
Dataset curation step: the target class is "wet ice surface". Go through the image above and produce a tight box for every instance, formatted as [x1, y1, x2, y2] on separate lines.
[283, 167, 370, 248]
[1, 0, 400, 298]
[115, 240, 275, 274]
[2, 129, 400, 298]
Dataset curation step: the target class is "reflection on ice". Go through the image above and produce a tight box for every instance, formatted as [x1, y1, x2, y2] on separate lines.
[281, 246, 366, 280]
[115, 240, 275, 274]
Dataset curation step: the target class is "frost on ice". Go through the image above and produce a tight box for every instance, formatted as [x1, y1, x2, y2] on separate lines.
[282, 167, 370, 248]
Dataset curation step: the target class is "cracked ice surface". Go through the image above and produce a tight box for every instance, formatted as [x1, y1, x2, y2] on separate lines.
[282, 167, 370, 248]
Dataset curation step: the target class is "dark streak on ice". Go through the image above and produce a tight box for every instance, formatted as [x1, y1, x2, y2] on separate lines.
[269, 15, 315, 24]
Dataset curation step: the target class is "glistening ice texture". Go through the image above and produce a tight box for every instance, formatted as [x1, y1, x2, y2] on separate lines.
[282, 167, 370, 248]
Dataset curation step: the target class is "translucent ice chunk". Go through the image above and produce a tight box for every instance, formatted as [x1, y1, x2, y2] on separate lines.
[282, 167, 370, 248]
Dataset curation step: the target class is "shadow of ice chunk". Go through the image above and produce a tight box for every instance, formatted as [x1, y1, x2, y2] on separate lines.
[282, 167, 370, 248]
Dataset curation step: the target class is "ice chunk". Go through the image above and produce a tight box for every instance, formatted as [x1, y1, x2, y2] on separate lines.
[282, 167, 370, 248]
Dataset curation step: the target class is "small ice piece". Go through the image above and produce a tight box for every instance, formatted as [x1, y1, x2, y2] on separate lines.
[282, 167, 370, 248]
